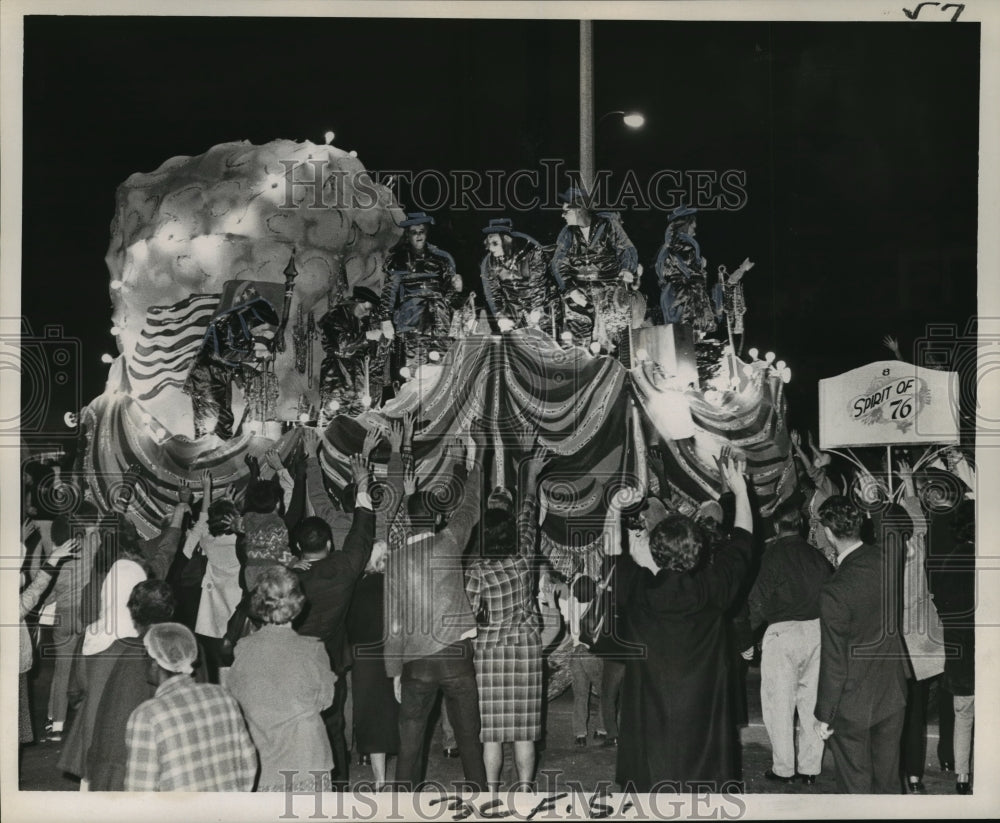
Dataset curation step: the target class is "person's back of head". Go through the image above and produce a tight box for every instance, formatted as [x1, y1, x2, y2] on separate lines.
[207, 499, 240, 537]
[771, 498, 804, 538]
[480, 508, 517, 559]
[408, 490, 445, 535]
[648, 514, 705, 573]
[244, 478, 282, 515]
[144, 622, 198, 678]
[292, 516, 333, 558]
[51, 514, 73, 546]
[250, 565, 306, 625]
[817, 495, 863, 543]
[128, 580, 176, 635]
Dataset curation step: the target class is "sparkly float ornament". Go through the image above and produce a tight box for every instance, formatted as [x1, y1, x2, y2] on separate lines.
[717, 258, 753, 355]
[292, 306, 318, 386]
[276, 250, 300, 353]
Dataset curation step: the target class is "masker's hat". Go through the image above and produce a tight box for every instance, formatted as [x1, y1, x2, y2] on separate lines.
[482, 218, 514, 235]
[557, 187, 593, 208]
[668, 203, 698, 221]
[352, 285, 380, 306]
[399, 212, 435, 228]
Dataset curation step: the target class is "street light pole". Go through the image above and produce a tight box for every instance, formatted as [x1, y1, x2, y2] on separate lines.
[580, 20, 594, 193]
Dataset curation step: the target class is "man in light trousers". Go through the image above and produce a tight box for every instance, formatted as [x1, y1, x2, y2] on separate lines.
[748, 499, 833, 784]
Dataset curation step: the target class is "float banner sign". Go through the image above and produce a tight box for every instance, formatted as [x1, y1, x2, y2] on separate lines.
[818, 360, 959, 449]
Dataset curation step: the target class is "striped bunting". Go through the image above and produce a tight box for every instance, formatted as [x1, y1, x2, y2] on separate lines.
[127, 294, 221, 400]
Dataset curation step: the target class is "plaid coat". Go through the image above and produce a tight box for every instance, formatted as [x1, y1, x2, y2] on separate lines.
[125, 675, 257, 791]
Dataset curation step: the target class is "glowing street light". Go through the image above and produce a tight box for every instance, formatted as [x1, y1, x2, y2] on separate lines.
[622, 112, 645, 129]
[323, 130, 335, 144]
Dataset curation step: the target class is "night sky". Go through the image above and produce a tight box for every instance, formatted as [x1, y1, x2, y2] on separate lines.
[21, 15, 979, 437]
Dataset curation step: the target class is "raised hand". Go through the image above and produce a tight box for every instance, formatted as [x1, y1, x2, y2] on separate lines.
[350, 453, 370, 493]
[220, 510, 243, 534]
[714, 445, 738, 494]
[264, 449, 284, 472]
[882, 335, 901, 358]
[524, 441, 551, 487]
[177, 480, 193, 507]
[806, 431, 828, 466]
[403, 464, 417, 496]
[22, 518, 39, 543]
[50, 537, 82, 563]
[402, 412, 414, 449]
[790, 430, 801, 449]
[200, 470, 213, 501]
[718, 453, 747, 498]
[301, 426, 321, 455]
[362, 427, 382, 462]
[851, 468, 883, 508]
[387, 420, 404, 453]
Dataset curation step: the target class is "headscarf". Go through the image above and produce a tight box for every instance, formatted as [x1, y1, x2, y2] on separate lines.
[81, 559, 147, 655]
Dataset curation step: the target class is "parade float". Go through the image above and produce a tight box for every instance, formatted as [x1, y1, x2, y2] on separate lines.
[74, 141, 798, 694]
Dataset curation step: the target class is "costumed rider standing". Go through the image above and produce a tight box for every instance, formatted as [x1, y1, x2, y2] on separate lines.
[378, 211, 463, 379]
[480, 217, 559, 336]
[550, 187, 640, 354]
[183, 287, 280, 440]
[318, 285, 382, 416]
[655, 205, 722, 337]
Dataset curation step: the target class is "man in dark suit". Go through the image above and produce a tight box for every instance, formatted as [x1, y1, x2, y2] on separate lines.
[291, 451, 376, 788]
[814, 496, 907, 793]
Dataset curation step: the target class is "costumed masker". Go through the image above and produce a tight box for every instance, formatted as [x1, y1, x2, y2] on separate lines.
[655, 205, 721, 336]
[183, 287, 280, 440]
[480, 218, 560, 336]
[378, 212, 463, 380]
[550, 188, 640, 353]
[318, 285, 382, 415]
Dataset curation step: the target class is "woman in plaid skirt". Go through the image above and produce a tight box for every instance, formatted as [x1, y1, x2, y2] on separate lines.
[465, 451, 546, 788]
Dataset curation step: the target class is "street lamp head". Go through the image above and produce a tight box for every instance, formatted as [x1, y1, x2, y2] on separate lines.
[623, 112, 645, 129]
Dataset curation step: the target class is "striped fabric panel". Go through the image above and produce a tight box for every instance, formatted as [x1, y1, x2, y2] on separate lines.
[127, 294, 220, 400]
